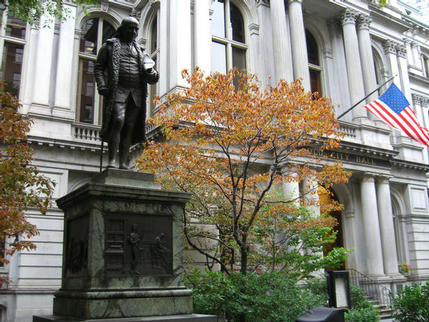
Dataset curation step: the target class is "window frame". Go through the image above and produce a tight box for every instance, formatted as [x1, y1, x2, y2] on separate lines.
[76, 16, 116, 125]
[147, 8, 160, 117]
[0, 11, 28, 99]
[210, 0, 248, 73]
[305, 29, 323, 96]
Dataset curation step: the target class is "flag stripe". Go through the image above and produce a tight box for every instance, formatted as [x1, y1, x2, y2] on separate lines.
[401, 107, 429, 144]
[364, 83, 429, 147]
[365, 102, 397, 128]
[374, 100, 425, 145]
[403, 108, 429, 142]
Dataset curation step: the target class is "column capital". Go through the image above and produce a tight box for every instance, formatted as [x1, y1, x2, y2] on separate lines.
[376, 175, 392, 184]
[256, 0, 270, 7]
[412, 94, 422, 106]
[357, 14, 372, 30]
[383, 40, 398, 55]
[340, 9, 358, 26]
[396, 44, 407, 58]
[287, 0, 303, 5]
[361, 173, 375, 183]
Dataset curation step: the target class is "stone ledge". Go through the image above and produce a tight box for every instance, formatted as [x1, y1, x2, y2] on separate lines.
[34, 314, 217, 322]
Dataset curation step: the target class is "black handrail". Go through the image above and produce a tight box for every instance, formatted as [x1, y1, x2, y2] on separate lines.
[348, 268, 392, 307]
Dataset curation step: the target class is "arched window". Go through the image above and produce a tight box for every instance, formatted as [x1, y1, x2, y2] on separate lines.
[77, 17, 115, 124]
[148, 11, 160, 116]
[0, 14, 27, 97]
[306, 30, 322, 95]
[210, 0, 247, 73]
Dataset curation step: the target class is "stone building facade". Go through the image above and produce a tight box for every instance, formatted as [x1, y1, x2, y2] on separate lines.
[0, 0, 429, 321]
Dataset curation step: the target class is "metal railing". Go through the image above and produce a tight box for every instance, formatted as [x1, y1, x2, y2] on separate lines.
[349, 268, 392, 307]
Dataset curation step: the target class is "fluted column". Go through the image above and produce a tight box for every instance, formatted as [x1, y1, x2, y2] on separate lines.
[32, 15, 55, 106]
[302, 177, 320, 216]
[360, 175, 384, 276]
[54, 3, 76, 112]
[194, 0, 211, 74]
[160, 0, 191, 95]
[282, 169, 300, 207]
[340, 9, 367, 120]
[357, 15, 377, 104]
[376, 177, 400, 275]
[287, 0, 310, 90]
[270, 0, 293, 82]
[383, 40, 401, 88]
[411, 41, 422, 70]
[397, 44, 412, 104]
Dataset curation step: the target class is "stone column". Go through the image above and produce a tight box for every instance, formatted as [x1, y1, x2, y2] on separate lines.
[193, 0, 211, 74]
[160, 0, 191, 96]
[357, 15, 377, 104]
[302, 177, 320, 216]
[403, 37, 414, 67]
[54, 3, 77, 113]
[287, 0, 310, 90]
[271, 0, 293, 82]
[397, 44, 412, 104]
[383, 40, 401, 88]
[376, 177, 400, 275]
[411, 41, 422, 70]
[340, 9, 367, 120]
[360, 174, 384, 276]
[32, 14, 55, 106]
[282, 168, 300, 207]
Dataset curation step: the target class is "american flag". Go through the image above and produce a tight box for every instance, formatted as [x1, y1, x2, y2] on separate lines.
[365, 83, 429, 147]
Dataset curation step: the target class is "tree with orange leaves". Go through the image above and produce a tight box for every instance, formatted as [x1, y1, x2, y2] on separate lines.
[0, 86, 54, 267]
[136, 69, 350, 275]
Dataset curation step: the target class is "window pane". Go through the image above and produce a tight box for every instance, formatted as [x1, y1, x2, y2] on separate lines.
[151, 16, 158, 53]
[1, 42, 24, 96]
[79, 59, 95, 123]
[211, 0, 225, 38]
[6, 15, 26, 39]
[230, 3, 245, 43]
[310, 69, 322, 95]
[306, 30, 319, 66]
[102, 20, 115, 44]
[211, 42, 227, 73]
[80, 18, 98, 55]
[232, 46, 246, 72]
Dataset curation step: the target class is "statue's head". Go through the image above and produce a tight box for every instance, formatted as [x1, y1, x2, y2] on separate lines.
[117, 17, 139, 43]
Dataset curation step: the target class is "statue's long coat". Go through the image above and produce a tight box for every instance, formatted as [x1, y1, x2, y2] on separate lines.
[94, 37, 159, 145]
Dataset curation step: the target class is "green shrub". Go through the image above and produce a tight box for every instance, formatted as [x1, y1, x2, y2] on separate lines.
[186, 269, 326, 322]
[391, 282, 429, 322]
[344, 285, 379, 322]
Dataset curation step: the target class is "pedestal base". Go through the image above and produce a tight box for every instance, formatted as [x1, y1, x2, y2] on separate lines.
[33, 314, 217, 322]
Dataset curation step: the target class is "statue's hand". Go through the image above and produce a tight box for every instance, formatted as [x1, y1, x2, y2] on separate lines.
[98, 87, 110, 96]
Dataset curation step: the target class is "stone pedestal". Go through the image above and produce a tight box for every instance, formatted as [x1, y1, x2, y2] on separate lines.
[34, 169, 216, 322]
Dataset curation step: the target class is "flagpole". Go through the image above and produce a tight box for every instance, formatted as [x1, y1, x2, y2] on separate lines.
[337, 75, 396, 120]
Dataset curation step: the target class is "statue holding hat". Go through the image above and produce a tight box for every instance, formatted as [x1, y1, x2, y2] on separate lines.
[94, 16, 159, 169]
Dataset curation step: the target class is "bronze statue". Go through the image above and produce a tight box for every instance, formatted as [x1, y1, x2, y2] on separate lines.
[95, 17, 159, 169]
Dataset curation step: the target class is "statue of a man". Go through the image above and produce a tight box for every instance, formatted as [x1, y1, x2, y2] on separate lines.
[94, 17, 159, 169]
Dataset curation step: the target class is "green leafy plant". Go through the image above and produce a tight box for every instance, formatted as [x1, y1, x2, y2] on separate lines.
[186, 269, 326, 322]
[391, 282, 429, 322]
[344, 285, 380, 322]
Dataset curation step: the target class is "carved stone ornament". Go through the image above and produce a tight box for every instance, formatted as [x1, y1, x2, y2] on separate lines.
[383, 40, 398, 55]
[340, 9, 358, 26]
[357, 14, 372, 30]
[256, 0, 270, 6]
[396, 44, 407, 58]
